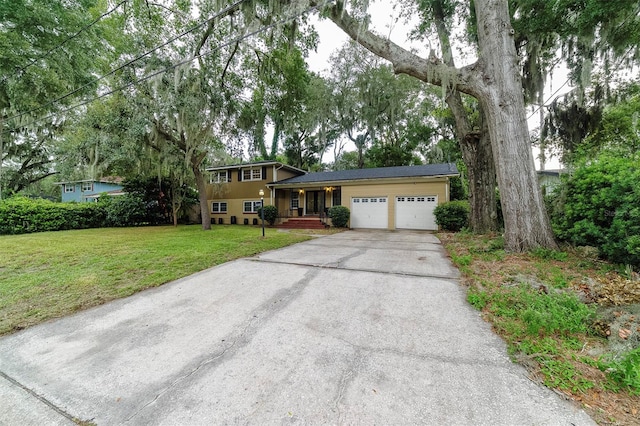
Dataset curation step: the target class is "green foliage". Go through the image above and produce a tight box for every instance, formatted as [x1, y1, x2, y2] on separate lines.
[98, 195, 147, 227]
[433, 200, 470, 231]
[531, 247, 568, 261]
[552, 154, 640, 267]
[449, 176, 467, 201]
[538, 358, 595, 393]
[256, 205, 278, 226]
[599, 348, 640, 395]
[488, 286, 595, 336]
[328, 206, 350, 228]
[0, 197, 104, 234]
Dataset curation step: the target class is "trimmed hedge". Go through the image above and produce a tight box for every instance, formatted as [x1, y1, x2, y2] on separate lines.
[433, 200, 470, 232]
[328, 206, 350, 228]
[0, 195, 151, 234]
[0, 197, 105, 234]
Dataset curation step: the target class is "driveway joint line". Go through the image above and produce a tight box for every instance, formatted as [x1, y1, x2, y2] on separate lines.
[0, 370, 90, 425]
[248, 257, 460, 281]
[124, 269, 320, 423]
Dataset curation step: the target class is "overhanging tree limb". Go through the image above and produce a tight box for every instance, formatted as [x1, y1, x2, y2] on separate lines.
[313, 1, 482, 97]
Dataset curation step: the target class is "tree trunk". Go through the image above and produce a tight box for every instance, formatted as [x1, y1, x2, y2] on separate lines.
[191, 154, 211, 231]
[459, 113, 498, 233]
[432, 0, 498, 233]
[321, 0, 557, 250]
[473, 0, 556, 250]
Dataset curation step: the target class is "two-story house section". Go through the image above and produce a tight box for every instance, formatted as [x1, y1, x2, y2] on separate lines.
[206, 161, 307, 225]
[55, 177, 125, 202]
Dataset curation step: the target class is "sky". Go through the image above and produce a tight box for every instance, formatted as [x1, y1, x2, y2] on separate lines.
[304, 1, 571, 170]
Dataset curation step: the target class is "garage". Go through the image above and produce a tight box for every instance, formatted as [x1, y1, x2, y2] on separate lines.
[351, 197, 388, 229]
[396, 196, 438, 230]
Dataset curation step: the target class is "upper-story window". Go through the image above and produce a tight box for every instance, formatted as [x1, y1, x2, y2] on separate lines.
[64, 184, 75, 193]
[211, 171, 229, 183]
[81, 182, 93, 191]
[242, 168, 262, 181]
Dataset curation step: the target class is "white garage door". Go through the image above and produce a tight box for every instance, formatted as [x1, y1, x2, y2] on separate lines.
[396, 196, 438, 230]
[351, 197, 388, 229]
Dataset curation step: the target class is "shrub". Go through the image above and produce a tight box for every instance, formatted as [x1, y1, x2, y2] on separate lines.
[99, 194, 148, 227]
[328, 206, 350, 228]
[256, 205, 278, 226]
[0, 197, 105, 234]
[552, 155, 640, 267]
[433, 200, 470, 231]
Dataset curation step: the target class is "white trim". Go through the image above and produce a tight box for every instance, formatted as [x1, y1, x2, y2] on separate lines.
[212, 201, 228, 213]
[242, 168, 262, 182]
[211, 171, 229, 183]
[243, 200, 262, 213]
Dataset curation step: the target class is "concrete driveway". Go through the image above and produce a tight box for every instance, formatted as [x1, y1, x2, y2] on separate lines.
[0, 230, 594, 425]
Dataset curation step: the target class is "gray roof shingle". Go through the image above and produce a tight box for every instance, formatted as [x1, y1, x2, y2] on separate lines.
[272, 163, 458, 185]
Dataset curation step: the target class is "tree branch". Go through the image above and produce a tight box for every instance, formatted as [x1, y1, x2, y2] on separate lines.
[317, 2, 482, 97]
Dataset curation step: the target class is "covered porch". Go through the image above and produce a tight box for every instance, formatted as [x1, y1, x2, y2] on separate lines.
[268, 185, 342, 228]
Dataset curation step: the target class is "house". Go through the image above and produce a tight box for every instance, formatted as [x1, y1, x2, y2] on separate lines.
[55, 178, 125, 202]
[206, 161, 459, 230]
[537, 169, 564, 195]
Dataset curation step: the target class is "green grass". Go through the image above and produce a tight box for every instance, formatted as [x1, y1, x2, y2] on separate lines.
[0, 225, 312, 335]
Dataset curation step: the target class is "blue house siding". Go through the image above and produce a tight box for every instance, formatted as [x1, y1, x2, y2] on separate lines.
[59, 181, 124, 202]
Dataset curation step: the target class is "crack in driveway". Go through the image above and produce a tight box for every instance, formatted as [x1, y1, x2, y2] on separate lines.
[124, 268, 320, 423]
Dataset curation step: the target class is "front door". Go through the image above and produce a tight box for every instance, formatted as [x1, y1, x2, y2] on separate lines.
[305, 191, 325, 215]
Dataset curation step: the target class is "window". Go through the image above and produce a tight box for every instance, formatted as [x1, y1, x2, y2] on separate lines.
[243, 200, 262, 213]
[64, 184, 75, 193]
[398, 197, 405, 202]
[212, 201, 228, 213]
[417, 197, 425, 202]
[362, 198, 369, 203]
[291, 191, 299, 209]
[427, 196, 436, 202]
[379, 198, 386, 203]
[242, 168, 262, 181]
[353, 198, 360, 203]
[332, 188, 341, 206]
[81, 182, 93, 191]
[211, 171, 229, 183]
[371, 198, 377, 203]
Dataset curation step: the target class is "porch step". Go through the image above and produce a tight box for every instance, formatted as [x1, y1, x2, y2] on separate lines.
[277, 218, 328, 229]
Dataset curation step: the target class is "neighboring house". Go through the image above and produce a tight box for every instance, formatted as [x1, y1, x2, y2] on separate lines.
[206, 161, 459, 231]
[55, 178, 125, 202]
[537, 169, 564, 195]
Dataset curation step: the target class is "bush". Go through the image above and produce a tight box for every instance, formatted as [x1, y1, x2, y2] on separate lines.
[99, 194, 148, 227]
[328, 206, 350, 228]
[552, 155, 640, 267]
[256, 205, 278, 226]
[0, 197, 105, 234]
[433, 200, 470, 231]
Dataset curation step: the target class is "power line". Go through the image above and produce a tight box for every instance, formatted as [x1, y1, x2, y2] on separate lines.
[2, 0, 128, 84]
[527, 79, 571, 120]
[4, 0, 248, 124]
[3, 1, 334, 135]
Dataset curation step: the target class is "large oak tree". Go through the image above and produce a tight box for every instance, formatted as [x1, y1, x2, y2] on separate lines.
[308, 0, 557, 251]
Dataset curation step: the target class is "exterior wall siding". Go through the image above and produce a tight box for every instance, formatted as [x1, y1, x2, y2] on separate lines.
[61, 182, 123, 202]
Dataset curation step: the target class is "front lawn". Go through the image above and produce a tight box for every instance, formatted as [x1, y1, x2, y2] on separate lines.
[0, 225, 312, 336]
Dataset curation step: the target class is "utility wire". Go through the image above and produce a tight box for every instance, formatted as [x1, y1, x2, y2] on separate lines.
[527, 79, 571, 120]
[2, 0, 128, 84]
[3, 1, 334, 135]
[4, 0, 248, 124]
